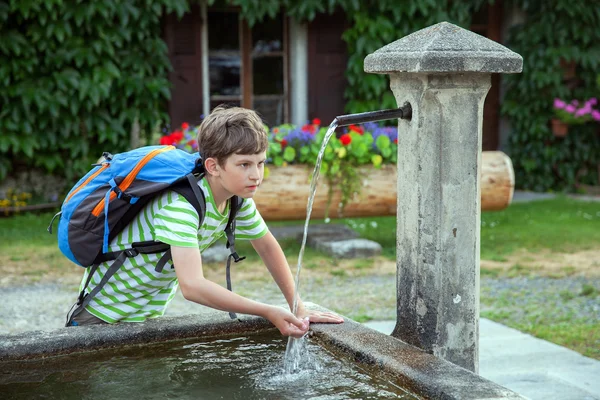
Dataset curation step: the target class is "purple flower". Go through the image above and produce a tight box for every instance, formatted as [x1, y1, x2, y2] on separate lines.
[370, 126, 398, 152]
[565, 105, 577, 113]
[362, 121, 380, 133]
[575, 108, 590, 117]
[553, 99, 567, 109]
[592, 110, 600, 121]
[371, 127, 398, 142]
[587, 98, 598, 106]
[283, 127, 316, 148]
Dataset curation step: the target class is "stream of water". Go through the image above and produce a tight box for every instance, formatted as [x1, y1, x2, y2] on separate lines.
[282, 120, 339, 375]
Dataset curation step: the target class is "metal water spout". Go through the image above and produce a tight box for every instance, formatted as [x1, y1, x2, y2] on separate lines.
[333, 103, 412, 127]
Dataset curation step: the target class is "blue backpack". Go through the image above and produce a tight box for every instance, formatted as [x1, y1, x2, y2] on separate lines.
[48, 145, 245, 325]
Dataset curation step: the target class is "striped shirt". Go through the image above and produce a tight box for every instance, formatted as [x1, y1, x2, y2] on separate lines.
[80, 178, 268, 323]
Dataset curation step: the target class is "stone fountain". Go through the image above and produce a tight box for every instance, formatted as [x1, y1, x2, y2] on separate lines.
[364, 21, 522, 373]
[0, 22, 524, 399]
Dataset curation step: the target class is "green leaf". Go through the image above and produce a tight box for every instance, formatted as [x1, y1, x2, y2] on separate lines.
[283, 146, 296, 162]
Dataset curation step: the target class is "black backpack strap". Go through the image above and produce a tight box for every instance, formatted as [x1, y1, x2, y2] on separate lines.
[224, 196, 244, 258]
[171, 173, 206, 227]
[136, 172, 206, 275]
[66, 248, 139, 326]
[224, 196, 245, 319]
[67, 241, 173, 326]
[155, 249, 172, 273]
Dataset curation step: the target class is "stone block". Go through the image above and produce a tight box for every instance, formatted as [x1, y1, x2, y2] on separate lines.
[316, 238, 382, 259]
[201, 244, 231, 264]
[269, 223, 358, 244]
[364, 21, 523, 74]
[303, 225, 359, 248]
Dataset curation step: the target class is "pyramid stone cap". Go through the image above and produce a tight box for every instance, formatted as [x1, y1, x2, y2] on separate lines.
[364, 22, 523, 74]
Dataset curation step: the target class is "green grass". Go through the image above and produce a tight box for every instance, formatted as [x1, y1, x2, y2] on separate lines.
[481, 308, 600, 360]
[525, 323, 600, 360]
[0, 212, 58, 250]
[334, 196, 600, 260]
[580, 284, 599, 297]
[352, 314, 375, 323]
[481, 280, 600, 360]
[479, 196, 600, 259]
[4, 196, 598, 260]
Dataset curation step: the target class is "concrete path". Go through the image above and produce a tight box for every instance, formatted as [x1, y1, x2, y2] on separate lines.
[512, 190, 600, 203]
[363, 319, 600, 400]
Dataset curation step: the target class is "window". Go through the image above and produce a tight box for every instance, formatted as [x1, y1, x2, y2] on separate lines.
[207, 10, 288, 125]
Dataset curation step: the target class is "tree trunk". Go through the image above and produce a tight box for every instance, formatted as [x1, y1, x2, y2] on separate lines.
[254, 151, 514, 220]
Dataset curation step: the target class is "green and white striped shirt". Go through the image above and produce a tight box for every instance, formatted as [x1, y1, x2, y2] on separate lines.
[80, 178, 268, 323]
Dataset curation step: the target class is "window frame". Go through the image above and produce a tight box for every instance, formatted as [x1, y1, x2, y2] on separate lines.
[206, 9, 289, 124]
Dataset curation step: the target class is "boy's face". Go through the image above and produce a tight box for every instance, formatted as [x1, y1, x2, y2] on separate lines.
[217, 152, 266, 199]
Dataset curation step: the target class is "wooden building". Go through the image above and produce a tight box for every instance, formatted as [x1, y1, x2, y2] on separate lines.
[163, 1, 504, 150]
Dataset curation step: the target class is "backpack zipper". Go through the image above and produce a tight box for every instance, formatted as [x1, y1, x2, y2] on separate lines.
[64, 163, 110, 204]
[91, 146, 174, 217]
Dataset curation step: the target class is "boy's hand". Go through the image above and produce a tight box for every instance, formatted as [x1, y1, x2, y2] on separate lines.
[303, 309, 345, 324]
[265, 306, 310, 338]
[295, 301, 345, 324]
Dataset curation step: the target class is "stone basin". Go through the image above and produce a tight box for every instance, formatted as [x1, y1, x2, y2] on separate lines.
[0, 305, 524, 399]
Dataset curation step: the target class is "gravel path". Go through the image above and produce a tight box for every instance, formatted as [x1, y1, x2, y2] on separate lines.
[1, 274, 598, 335]
[481, 276, 600, 324]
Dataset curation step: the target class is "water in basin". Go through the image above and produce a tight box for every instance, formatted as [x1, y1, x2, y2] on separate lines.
[0, 332, 419, 399]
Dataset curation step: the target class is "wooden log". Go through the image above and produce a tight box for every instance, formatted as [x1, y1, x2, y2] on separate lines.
[0, 202, 61, 217]
[254, 151, 514, 220]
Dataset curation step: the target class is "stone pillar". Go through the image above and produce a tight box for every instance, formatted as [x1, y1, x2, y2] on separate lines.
[364, 22, 522, 372]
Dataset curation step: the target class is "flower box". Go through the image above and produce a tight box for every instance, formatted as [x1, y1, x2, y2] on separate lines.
[160, 120, 514, 220]
[551, 118, 569, 137]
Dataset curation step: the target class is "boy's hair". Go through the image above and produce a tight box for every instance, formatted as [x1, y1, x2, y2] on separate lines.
[197, 105, 268, 166]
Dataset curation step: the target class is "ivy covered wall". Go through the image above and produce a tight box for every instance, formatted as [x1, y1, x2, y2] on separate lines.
[0, 0, 188, 182]
[501, 0, 600, 191]
[1, 0, 598, 193]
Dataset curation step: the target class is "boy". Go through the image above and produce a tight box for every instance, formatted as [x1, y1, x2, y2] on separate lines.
[68, 106, 343, 337]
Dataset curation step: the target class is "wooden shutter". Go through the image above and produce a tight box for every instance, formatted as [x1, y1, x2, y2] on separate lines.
[165, 6, 204, 128]
[472, 1, 504, 150]
[308, 12, 348, 125]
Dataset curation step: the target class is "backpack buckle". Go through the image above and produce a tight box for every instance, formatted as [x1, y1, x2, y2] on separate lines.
[124, 248, 139, 257]
[77, 291, 88, 305]
[231, 252, 245, 263]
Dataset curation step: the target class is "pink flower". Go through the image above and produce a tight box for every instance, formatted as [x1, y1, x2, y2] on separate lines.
[575, 108, 589, 117]
[592, 110, 600, 121]
[565, 105, 576, 113]
[587, 98, 598, 106]
[554, 98, 566, 109]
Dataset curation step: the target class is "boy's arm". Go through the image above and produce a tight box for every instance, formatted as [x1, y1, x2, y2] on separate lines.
[171, 245, 308, 337]
[250, 231, 344, 324]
